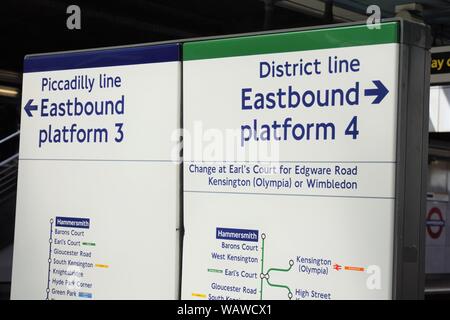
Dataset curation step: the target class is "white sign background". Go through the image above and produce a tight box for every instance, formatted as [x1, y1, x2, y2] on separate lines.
[182, 43, 399, 300]
[12, 58, 181, 299]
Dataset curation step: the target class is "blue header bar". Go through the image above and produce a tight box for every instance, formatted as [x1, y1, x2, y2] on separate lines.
[216, 227, 259, 242]
[55, 216, 90, 229]
[24, 43, 180, 73]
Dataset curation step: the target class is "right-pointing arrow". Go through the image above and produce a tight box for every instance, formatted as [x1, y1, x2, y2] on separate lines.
[24, 99, 38, 117]
[364, 80, 389, 104]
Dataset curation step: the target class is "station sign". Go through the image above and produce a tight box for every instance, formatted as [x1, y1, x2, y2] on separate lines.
[11, 44, 181, 299]
[431, 46, 450, 84]
[181, 21, 430, 300]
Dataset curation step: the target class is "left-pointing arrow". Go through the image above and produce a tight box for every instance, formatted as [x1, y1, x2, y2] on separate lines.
[24, 99, 38, 117]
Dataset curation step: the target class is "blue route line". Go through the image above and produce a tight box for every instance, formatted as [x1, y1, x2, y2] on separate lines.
[46, 218, 53, 300]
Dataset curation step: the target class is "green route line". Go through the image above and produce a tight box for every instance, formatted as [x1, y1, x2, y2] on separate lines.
[82, 242, 96, 246]
[259, 235, 265, 300]
[266, 261, 294, 298]
[259, 233, 293, 300]
[267, 265, 293, 274]
[207, 268, 223, 273]
[265, 278, 292, 296]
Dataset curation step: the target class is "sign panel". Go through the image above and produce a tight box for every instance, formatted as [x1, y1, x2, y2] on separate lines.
[11, 44, 181, 299]
[431, 46, 450, 84]
[182, 23, 401, 299]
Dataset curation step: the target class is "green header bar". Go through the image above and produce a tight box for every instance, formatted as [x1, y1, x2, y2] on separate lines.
[183, 22, 398, 61]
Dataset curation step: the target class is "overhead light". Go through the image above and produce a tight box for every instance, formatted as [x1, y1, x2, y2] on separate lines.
[0, 70, 20, 84]
[0, 85, 19, 97]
